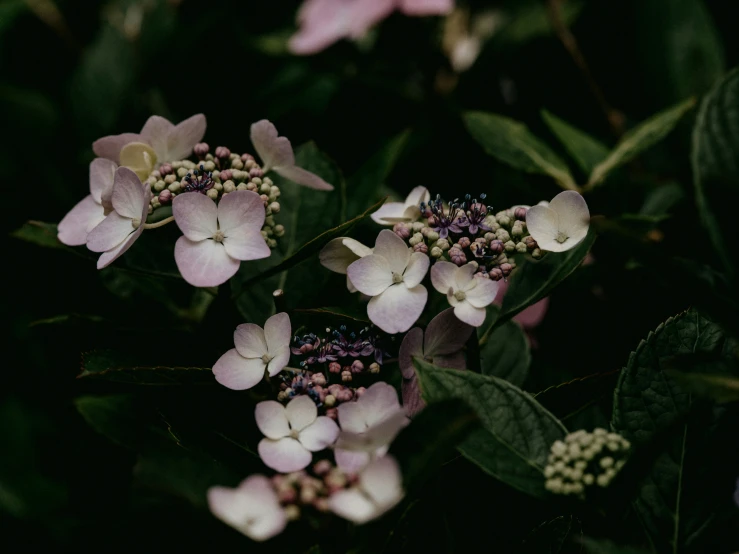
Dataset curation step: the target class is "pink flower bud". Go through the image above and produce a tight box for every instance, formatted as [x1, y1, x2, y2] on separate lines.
[488, 239, 504, 255]
[313, 459, 332, 476]
[329, 362, 341, 374]
[219, 169, 233, 181]
[241, 153, 255, 162]
[355, 386, 366, 398]
[325, 407, 338, 420]
[490, 267, 504, 281]
[250, 168, 264, 178]
[341, 370, 352, 383]
[278, 487, 297, 504]
[457, 237, 471, 249]
[449, 247, 467, 266]
[159, 163, 173, 176]
[393, 223, 410, 239]
[351, 360, 364, 373]
[311, 372, 327, 386]
[194, 142, 209, 157]
[514, 207, 528, 220]
[413, 243, 428, 253]
[215, 146, 231, 159]
[158, 189, 172, 204]
[500, 263, 513, 276]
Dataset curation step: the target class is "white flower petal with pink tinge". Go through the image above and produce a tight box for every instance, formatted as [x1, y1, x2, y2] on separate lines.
[346, 255, 393, 296]
[58, 195, 106, 246]
[285, 395, 318, 432]
[174, 237, 241, 287]
[453, 301, 486, 327]
[255, 401, 291, 439]
[367, 283, 427, 334]
[372, 230, 410, 275]
[465, 278, 499, 308]
[336, 410, 408, 452]
[266, 348, 290, 377]
[334, 448, 371, 474]
[89, 158, 117, 205]
[110, 167, 148, 220]
[399, 0, 453, 16]
[258, 437, 312, 472]
[526, 190, 589, 253]
[430, 261, 457, 294]
[234, 323, 268, 358]
[298, 416, 339, 451]
[217, 190, 266, 236]
[213, 349, 266, 390]
[172, 192, 218, 241]
[95, 226, 144, 269]
[86, 212, 137, 253]
[140, 114, 206, 162]
[223, 231, 271, 261]
[92, 133, 142, 164]
[336, 401, 367, 434]
[319, 237, 372, 274]
[402, 252, 429, 288]
[264, 312, 292, 356]
[371, 186, 430, 225]
[274, 165, 333, 191]
[360, 382, 404, 428]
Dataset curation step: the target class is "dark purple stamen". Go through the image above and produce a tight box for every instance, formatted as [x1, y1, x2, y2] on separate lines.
[422, 195, 464, 239]
[183, 164, 215, 194]
[457, 194, 492, 235]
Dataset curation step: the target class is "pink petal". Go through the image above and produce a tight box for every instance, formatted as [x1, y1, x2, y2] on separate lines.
[359, 455, 403, 508]
[347, 254, 393, 296]
[111, 167, 146, 219]
[402, 377, 425, 417]
[234, 323, 268, 358]
[258, 437, 312, 472]
[140, 115, 175, 162]
[174, 236, 240, 287]
[167, 114, 207, 161]
[86, 211, 136, 253]
[424, 307, 473, 357]
[337, 410, 408, 452]
[402, 252, 429, 287]
[337, 401, 367, 434]
[58, 195, 105, 246]
[223, 231, 271, 261]
[92, 132, 142, 164]
[264, 313, 291, 353]
[266, 347, 290, 377]
[217, 189, 266, 236]
[250, 120, 294, 171]
[367, 283, 427, 334]
[285, 395, 317, 431]
[430, 261, 457, 294]
[173, 191, 218, 241]
[334, 449, 371, 474]
[95, 225, 144, 269]
[398, 327, 424, 379]
[89, 158, 117, 204]
[328, 488, 376, 523]
[455, 262, 477, 290]
[255, 400, 290, 439]
[464, 277, 499, 308]
[298, 416, 339, 451]
[274, 165, 334, 191]
[373, 230, 411, 275]
[213, 348, 267, 390]
[514, 297, 549, 329]
[348, 0, 396, 37]
[453, 301, 486, 327]
[360, 382, 402, 427]
[399, 0, 453, 16]
[288, 0, 355, 55]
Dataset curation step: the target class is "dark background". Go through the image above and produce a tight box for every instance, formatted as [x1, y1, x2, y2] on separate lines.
[2, 0, 736, 551]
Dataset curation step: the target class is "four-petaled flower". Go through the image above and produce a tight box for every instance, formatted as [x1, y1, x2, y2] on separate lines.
[256, 396, 340, 472]
[334, 382, 409, 473]
[85, 167, 151, 269]
[347, 230, 429, 334]
[207, 475, 286, 541]
[213, 313, 292, 391]
[370, 186, 430, 225]
[172, 190, 270, 287]
[329, 455, 404, 524]
[430, 261, 499, 327]
[398, 308, 473, 416]
[319, 236, 373, 292]
[250, 120, 334, 191]
[58, 158, 117, 246]
[525, 190, 590, 252]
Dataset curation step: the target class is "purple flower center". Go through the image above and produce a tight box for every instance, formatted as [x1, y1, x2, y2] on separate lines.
[183, 164, 215, 194]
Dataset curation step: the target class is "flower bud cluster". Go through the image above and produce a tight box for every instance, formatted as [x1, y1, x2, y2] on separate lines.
[145, 145, 284, 248]
[544, 428, 630, 497]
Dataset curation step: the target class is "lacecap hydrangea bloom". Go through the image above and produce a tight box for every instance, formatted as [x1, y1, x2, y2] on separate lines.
[526, 190, 590, 253]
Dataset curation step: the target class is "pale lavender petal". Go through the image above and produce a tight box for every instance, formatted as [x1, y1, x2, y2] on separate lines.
[525, 205, 560, 252]
[549, 190, 590, 249]
[359, 455, 403, 509]
[334, 448, 371, 474]
[217, 190, 266, 236]
[92, 132, 142, 164]
[337, 401, 367, 434]
[288, 0, 355, 55]
[139, 115, 175, 162]
[433, 352, 466, 370]
[266, 347, 290, 377]
[285, 395, 317, 431]
[398, 327, 424, 379]
[174, 236, 240, 287]
[514, 297, 549, 330]
[373, 230, 410, 275]
[58, 195, 105, 246]
[347, 255, 393, 296]
[265, 313, 291, 353]
[234, 323, 268, 358]
[404, 186, 430, 207]
[337, 410, 408, 452]
[250, 120, 294, 171]
[298, 416, 340, 451]
[167, 113, 207, 161]
[89, 158, 117, 203]
[328, 488, 376, 524]
[360, 382, 402, 427]
[367, 283, 427, 334]
[213, 348, 266, 390]
[402, 252, 429, 288]
[111, 167, 146, 219]
[402, 377, 425, 417]
[207, 479, 286, 541]
[258, 437, 312, 472]
[464, 278, 499, 308]
[274, 165, 334, 191]
[86, 211, 135, 253]
[370, 202, 410, 225]
[424, 307, 473, 357]
[399, 0, 453, 16]
[430, 261, 457, 294]
[453, 301, 486, 327]
[223, 231, 271, 261]
[95, 226, 143, 269]
[255, 400, 290, 439]
[172, 191, 218, 241]
[455, 262, 477, 290]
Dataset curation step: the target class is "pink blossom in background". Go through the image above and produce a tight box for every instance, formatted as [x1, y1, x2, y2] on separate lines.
[289, 0, 454, 55]
[494, 280, 549, 347]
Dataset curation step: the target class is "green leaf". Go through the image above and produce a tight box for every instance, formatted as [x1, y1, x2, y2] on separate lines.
[541, 110, 610, 175]
[580, 538, 650, 554]
[522, 515, 581, 554]
[11, 220, 79, 252]
[665, 371, 739, 404]
[0, 0, 26, 38]
[534, 370, 621, 422]
[463, 111, 577, 190]
[692, 66, 739, 274]
[587, 98, 695, 188]
[640, 182, 685, 217]
[75, 394, 157, 450]
[478, 318, 530, 387]
[77, 350, 213, 386]
[493, 1, 584, 49]
[293, 306, 370, 324]
[611, 309, 739, 554]
[414, 359, 566, 498]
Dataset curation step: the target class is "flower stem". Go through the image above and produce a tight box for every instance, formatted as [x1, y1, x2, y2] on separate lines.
[143, 216, 175, 230]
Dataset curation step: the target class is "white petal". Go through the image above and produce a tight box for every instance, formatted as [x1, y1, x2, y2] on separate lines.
[549, 190, 590, 237]
[217, 190, 265, 237]
[319, 237, 361, 274]
[173, 191, 218, 241]
[343, 238, 372, 257]
[239, 507, 286, 542]
[334, 449, 371, 474]
[58, 195, 105, 246]
[95, 225, 144, 269]
[255, 400, 290, 439]
[250, 120, 294, 171]
[347, 255, 393, 296]
[298, 416, 340, 451]
[360, 455, 404, 510]
[285, 395, 317, 432]
[274, 165, 334, 191]
[266, 347, 290, 377]
[337, 401, 367, 434]
[89, 158, 117, 204]
[402, 252, 429, 288]
[404, 186, 430, 207]
[264, 312, 291, 353]
[424, 307, 473, 357]
[525, 205, 560, 250]
[367, 284, 427, 334]
[111, 167, 146, 219]
[213, 348, 266, 390]
[223, 230, 271, 261]
[86, 211, 135, 253]
[401, 205, 421, 221]
[258, 437, 312, 472]
[139, 115, 175, 161]
[329, 488, 377, 524]
[370, 202, 409, 225]
[430, 261, 457, 294]
[398, 327, 424, 379]
[359, 382, 402, 427]
[373, 229, 411, 275]
[402, 377, 425, 417]
[92, 133, 142, 164]
[453, 301, 486, 327]
[455, 262, 477, 290]
[234, 323, 268, 358]
[167, 113, 207, 161]
[464, 278, 499, 308]
[336, 410, 408, 452]
[174, 237, 240, 287]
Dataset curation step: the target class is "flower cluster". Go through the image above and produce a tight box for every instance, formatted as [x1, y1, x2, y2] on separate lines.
[543, 429, 631, 497]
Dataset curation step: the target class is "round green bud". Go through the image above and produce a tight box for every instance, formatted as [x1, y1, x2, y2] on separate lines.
[409, 233, 424, 246]
[164, 174, 176, 185]
[177, 167, 188, 178]
[265, 215, 275, 227]
[411, 222, 424, 232]
[236, 183, 248, 191]
[267, 238, 277, 248]
[207, 189, 218, 200]
[496, 229, 511, 242]
[515, 241, 527, 253]
[223, 180, 236, 193]
[171, 161, 183, 169]
[431, 246, 443, 258]
[203, 160, 216, 172]
[504, 240, 516, 252]
[270, 185, 280, 197]
[182, 160, 196, 170]
[427, 230, 440, 242]
[274, 225, 285, 237]
[214, 183, 223, 191]
[230, 159, 244, 170]
[260, 183, 271, 194]
[168, 182, 181, 193]
[269, 202, 280, 213]
[153, 180, 165, 192]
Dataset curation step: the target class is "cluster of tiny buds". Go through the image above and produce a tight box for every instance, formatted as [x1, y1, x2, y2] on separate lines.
[145, 144, 284, 247]
[544, 428, 631, 497]
[271, 460, 356, 520]
[277, 369, 367, 418]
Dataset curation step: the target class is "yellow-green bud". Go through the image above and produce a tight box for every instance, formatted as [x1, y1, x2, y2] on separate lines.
[168, 182, 181, 193]
[269, 202, 280, 213]
[223, 180, 236, 193]
[274, 225, 285, 237]
[207, 189, 218, 200]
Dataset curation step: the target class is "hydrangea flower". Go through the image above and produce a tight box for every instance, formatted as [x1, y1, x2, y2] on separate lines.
[172, 190, 270, 287]
[329, 455, 404, 524]
[207, 475, 286, 541]
[250, 120, 333, 191]
[494, 279, 549, 347]
[85, 167, 151, 269]
[289, 0, 453, 55]
[526, 190, 590, 252]
[319, 236, 373, 292]
[58, 158, 117, 246]
[347, 230, 429, 334]
[430, 261, 499, 326]
[256, 396, 340, 472]
[398, 308, 473, 416]
[370, 186, 430, 225]
[213, 313, 291, 391]
[334, 382, 409, 473]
